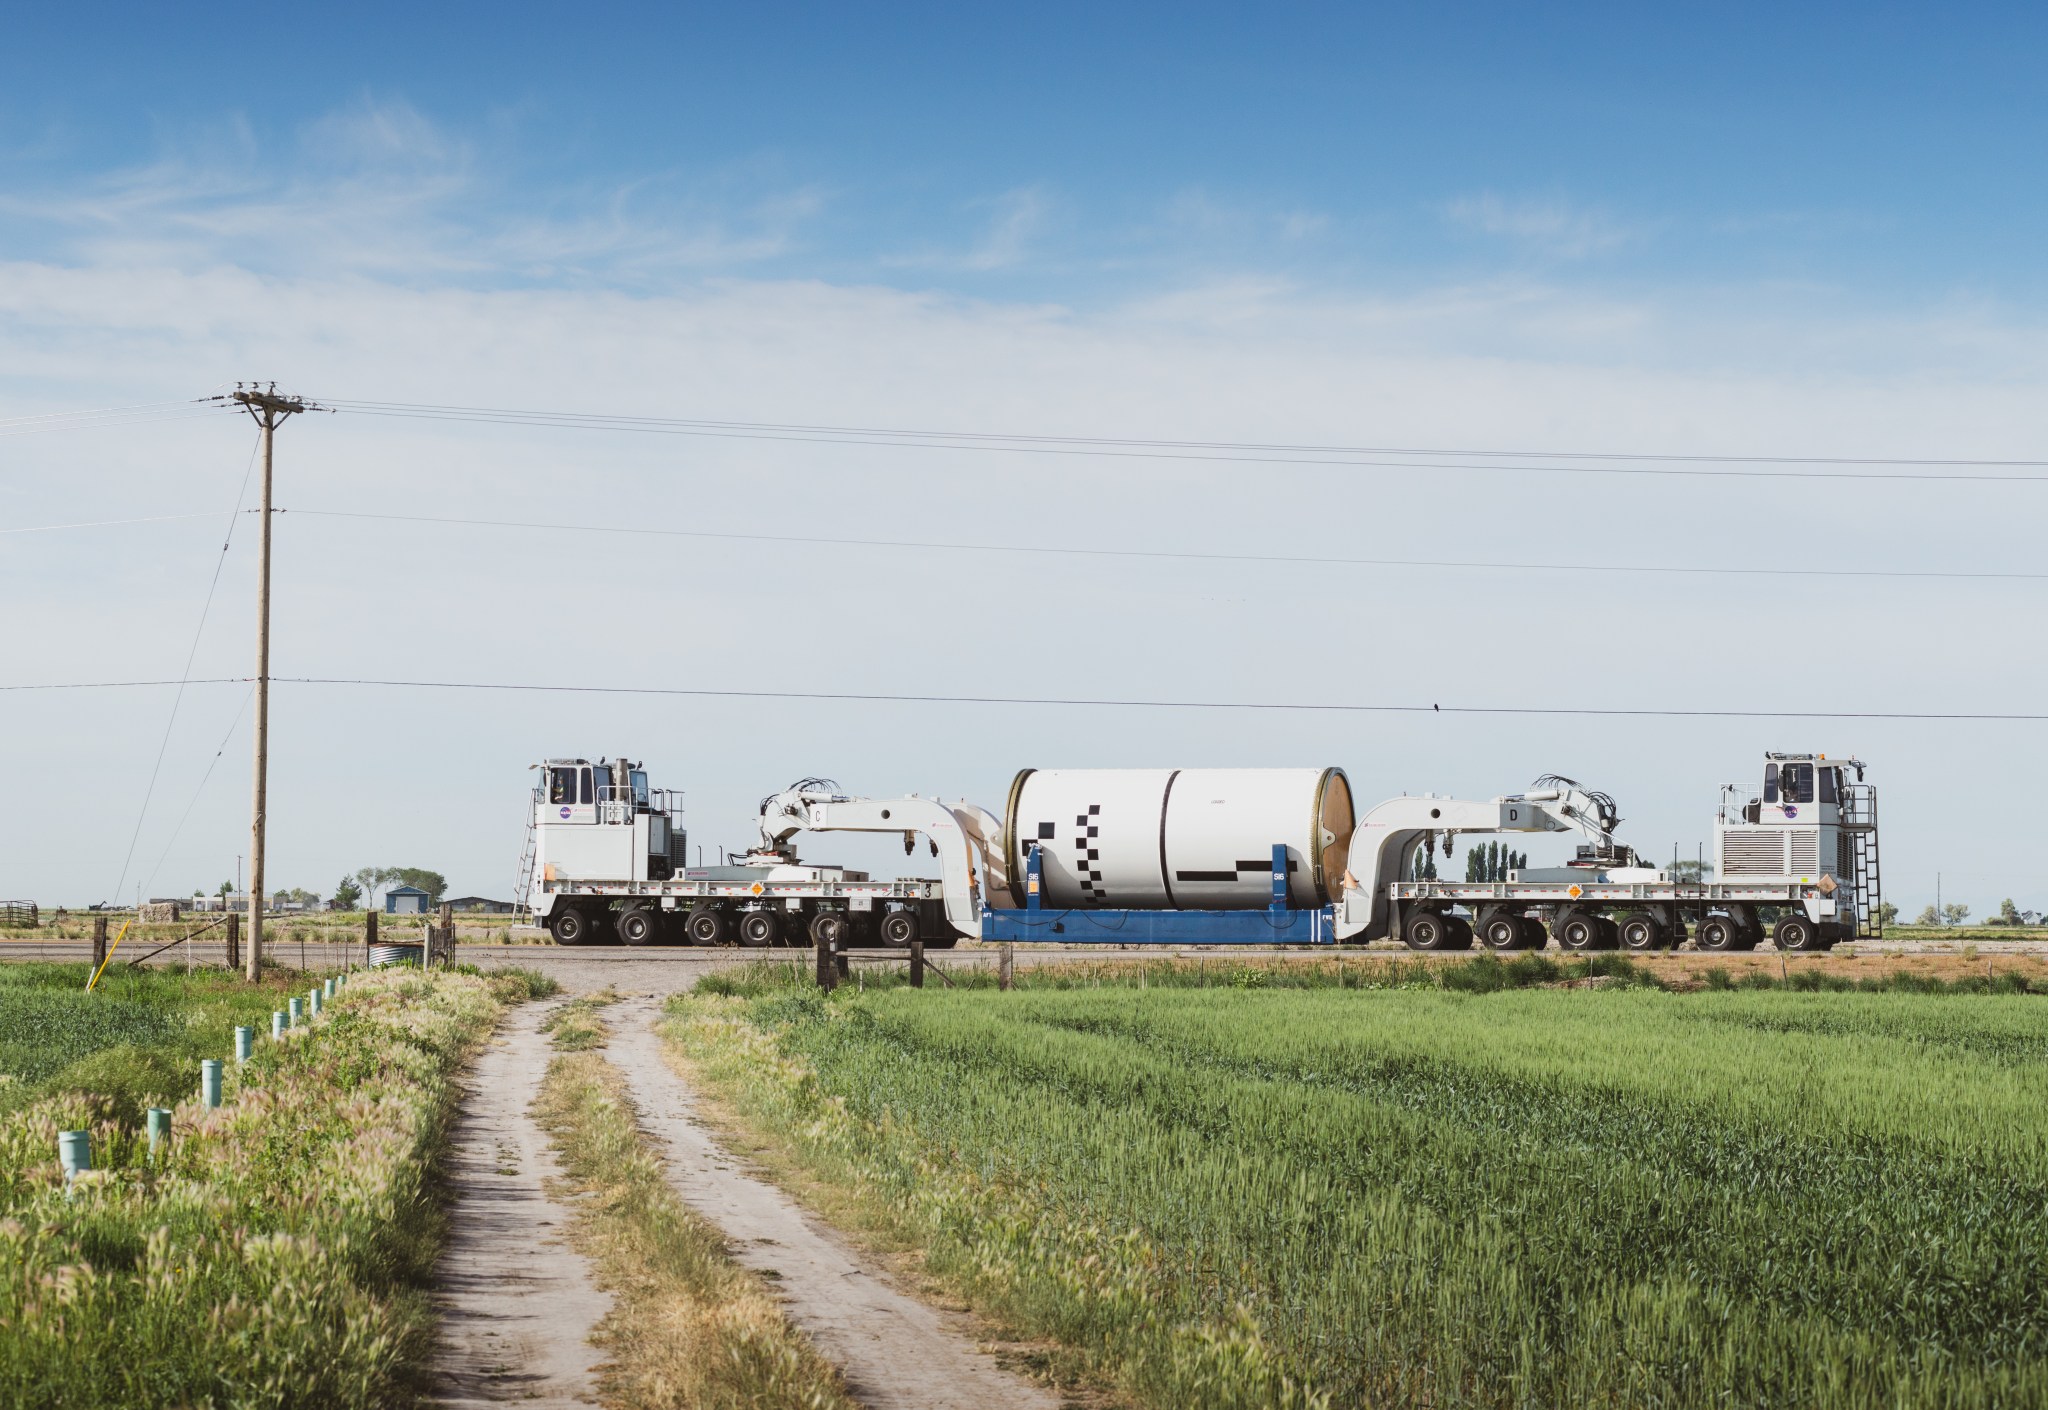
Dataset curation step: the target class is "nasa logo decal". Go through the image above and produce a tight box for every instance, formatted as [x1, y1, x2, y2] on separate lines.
[1782, 805, 1798, 819]
[559, 806, 572, 819]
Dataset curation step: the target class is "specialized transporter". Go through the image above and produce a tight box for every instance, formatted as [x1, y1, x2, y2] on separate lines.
[521, 751, 1880, 954]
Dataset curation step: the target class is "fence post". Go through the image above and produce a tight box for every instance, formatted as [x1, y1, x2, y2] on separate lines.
[909, 934, 925, 988]
[998, 940, 1015, 991]
[438, 902, 454, 966]
[225, 912, 240, 972]
[92, 915, 107, 970]
[815, 936, 836, 992]
[363, 909, 376, 969]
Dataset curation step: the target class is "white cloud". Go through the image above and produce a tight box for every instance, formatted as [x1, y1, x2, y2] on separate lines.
[1444, 193, 1637, 258]
[3, 110, 2045, 911]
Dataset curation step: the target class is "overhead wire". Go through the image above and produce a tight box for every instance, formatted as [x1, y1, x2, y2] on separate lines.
[274, 506, 2048, 584]
[5, 672, 2043, 719]
[312, 395, 2048, 483]
[107, 432, 262, 907]
[138, 686, 255, 896]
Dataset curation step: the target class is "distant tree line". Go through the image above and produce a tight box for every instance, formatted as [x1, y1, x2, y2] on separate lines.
[1465, 842, 1528, 882]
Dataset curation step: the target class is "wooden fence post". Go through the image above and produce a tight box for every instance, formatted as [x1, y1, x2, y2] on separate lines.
[815, 935, 837, 992]
[91, 915, 107, 970]
[909, 934, 925, 988]
[437, 903, 453, 966]
[363, 909, 376, 970]
[998, 940, 1015, 991]
[225, 913, 240, 972]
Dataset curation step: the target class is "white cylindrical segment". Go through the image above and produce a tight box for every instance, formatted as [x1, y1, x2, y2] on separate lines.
[1004, 767, 1354, 909]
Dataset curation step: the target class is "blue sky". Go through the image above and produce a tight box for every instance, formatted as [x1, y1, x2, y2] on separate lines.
[3, 4, 2044, 910]
[6, 3, 2045, 303]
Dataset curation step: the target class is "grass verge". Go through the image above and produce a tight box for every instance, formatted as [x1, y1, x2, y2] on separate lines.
[533, 995, 855, 1410]
[0, 964, 547, 1407]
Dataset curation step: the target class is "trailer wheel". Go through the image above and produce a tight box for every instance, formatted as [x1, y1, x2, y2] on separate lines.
[550, 906, 598, 946]
[1478, 911, 1526, 951]
[879, 909, 920, 947]
[1518, 915, 1549, 950]
[1696, 914, 1742, 951]
[1554, 911, 1603, 951]
[738, 910, 780, 947]
[810, 912, 849, 949]
[1618, 911, 1664, 952]
[1402, 910, 1456, 950]
[1773, 915, 1821, 951]
[1443, 915, 1475, 950]
[685, 905, 729, 946]
[616, 907, 657, 946]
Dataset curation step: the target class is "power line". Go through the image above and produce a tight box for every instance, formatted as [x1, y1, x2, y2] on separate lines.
[139, 686, 255, 896]
[108, 434, 263, 908]
[10, 671, 2044, 719]
[319, 396, 2048, 468]
[0, 678, 246, 691]
[311, 396, 2048, 484]
[271, 676, 2048, 721]
[276, 506, 2048, 585]
[0, 512, 223, 536]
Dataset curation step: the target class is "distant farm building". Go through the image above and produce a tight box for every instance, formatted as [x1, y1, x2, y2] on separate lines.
[384, 885, 432, 915]
[445, 896, 516, 914]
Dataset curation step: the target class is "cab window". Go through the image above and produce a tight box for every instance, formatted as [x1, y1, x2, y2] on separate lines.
[1783, 762, 1815, 803]
[1763, 763, 1779, 803]
[1818, 768, 1838, 804]
[630, 770, 650, 807]
[579, 768, 594, 804]
[549, 767, 577, 804]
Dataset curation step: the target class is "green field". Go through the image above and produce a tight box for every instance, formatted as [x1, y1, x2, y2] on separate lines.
[669, 971, 2048, 1409]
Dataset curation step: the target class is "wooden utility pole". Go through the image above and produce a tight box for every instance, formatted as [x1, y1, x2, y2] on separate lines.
[230, 385, 323, 982]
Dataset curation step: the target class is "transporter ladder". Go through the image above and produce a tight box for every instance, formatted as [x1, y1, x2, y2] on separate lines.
[513, 810, 538, 922]
[1846, 781, 1882, 939]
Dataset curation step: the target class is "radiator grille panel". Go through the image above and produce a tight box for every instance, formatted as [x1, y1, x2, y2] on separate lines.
[1789, 830, 1820, 874]
[1723, 832, 1785, 876]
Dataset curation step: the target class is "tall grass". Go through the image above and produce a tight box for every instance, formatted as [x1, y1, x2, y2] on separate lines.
[0, 967, 520, 1407]
[667, 975, 2048, 1409]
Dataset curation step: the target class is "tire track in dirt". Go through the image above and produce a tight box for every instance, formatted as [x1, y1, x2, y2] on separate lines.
[431, 1001, 610, 1408]
[608, 995, 1061, 1410]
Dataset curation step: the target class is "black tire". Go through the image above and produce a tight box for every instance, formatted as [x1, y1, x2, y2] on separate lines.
[1554, 911, 1603, 952]
[1403, 909, 1456, 951]
[738, 910, 780, 947]
[1519, 916, 1549, 950]
[810, 912, 849, 949]
[685, 905, 729, 946]
[1696, 914, 1742, 952]
[879, 909, 920, 947]
[1774, 915, 1821, 952]
[549, 906, 594, 945]
[616, 908, 656, 946]
[1478, 910, 1525, 951]
[1444, 915, 1475, 951]
[1618, 911, 1663, 952]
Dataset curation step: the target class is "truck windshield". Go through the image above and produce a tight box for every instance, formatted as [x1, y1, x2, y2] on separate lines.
[630, 770, 650, 807]
[1782, 762, 1815, 803]
[1763, 763, 1778, 802]
[1819, 767, 1838, 804]
[549, 766, 578, 804]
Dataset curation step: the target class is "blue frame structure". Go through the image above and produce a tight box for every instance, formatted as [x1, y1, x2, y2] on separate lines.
[979, 843, 1338, 945]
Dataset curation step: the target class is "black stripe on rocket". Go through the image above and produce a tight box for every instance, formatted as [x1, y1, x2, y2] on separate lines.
[1073, 804, 1106, 902]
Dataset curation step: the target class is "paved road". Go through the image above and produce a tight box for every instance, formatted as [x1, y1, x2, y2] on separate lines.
[8, 935, 2045, 979]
